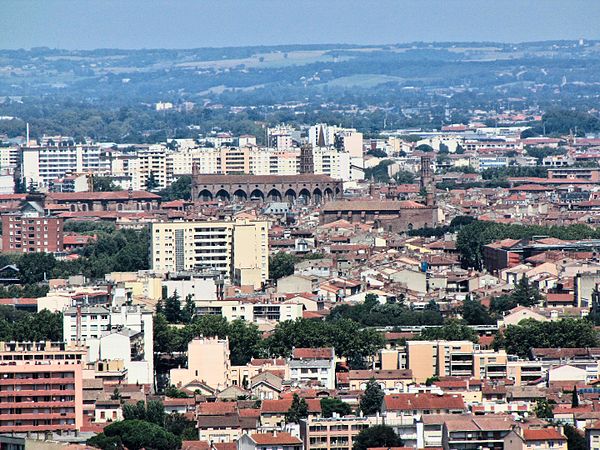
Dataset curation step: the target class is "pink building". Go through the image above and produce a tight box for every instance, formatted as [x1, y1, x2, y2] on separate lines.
[0, 341, 85, 433]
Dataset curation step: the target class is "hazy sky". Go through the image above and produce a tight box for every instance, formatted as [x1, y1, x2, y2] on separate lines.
[2, 0, 600, 50]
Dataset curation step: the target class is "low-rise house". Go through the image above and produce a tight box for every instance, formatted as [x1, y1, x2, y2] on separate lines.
[289, 348, 336, 389]
[504, 426, 567, 450]
[348, 369, 413, 392]
[260, 398, 322, 430]
[238, 432, 303, 450]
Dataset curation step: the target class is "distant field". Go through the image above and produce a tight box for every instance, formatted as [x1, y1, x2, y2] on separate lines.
[326, 74, 404, 88]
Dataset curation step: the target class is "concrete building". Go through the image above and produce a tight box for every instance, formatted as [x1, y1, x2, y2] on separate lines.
[170, 337, 231, 391]
[194, 298, 303, 323]
[300, 416, 379, 450]
[0, 341, 85, 434]
[406, 340, 508, 383]
[21, 144, 104, 188]
[238, 432, 303, 450]
[1, 201, 64, 253]
[289, 347, 336, 389]
[150, 220, 269, 288]
[63, 302, 154, 387]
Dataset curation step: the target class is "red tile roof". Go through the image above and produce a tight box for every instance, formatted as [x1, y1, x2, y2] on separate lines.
[292, 347, 334, 359]
[261, 398, 321, 414]
[251, 432, 302, 445]
[197, 401, 237, 416]
[522, 428, 566, 441]
[384, 393, 465, 412]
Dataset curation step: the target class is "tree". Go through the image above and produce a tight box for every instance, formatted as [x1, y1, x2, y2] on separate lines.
[321, 397, 352, 418]
[572, 385, 579, 408]
[419, 320, 478, 343]
[159, 175, 192, 201]
[285, 393, 308, 424]
[181, 294, 195, 324]
[359, 379, 384, 416]
[533, 399, 555, 418]
[146, 172, 159, 191]
[87, 419, 180, 450]
[165, 385, 189, 399]
[269, 252, 297, 280]
[163, 291, 182, 323]
[122, 400, 165, 426]
[353, 425, 403, 450]
[93, 176, 122, 192]
[164, 413, 197, 441]
[462, 296, 495, 325]
[511, 276, 544, 307]
[564, 424, 586, 450]
[416, 144, 434, 152]
[393, 170, 415, 184]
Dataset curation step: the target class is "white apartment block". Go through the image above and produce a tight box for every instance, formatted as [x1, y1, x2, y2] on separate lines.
[194, 298, 303, 323]
[312, 147, 351, 181]
[63, 302, 154, 386]
[151, 220, 269, 288]
[0, 146, 19, 170]
[21, 144, 104, 187]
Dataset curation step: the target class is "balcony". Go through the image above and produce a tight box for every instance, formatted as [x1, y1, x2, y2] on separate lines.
[0, 412, 75, 421]
[0, 389, 75, 397]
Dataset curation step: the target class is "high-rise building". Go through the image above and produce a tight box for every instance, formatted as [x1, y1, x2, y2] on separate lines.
[150, 220, 269, 288]
[1, 201, 64, 253]
[21, 144, 103, 188]
[0, 341, 85, 434]
[170, 337, 231, 390]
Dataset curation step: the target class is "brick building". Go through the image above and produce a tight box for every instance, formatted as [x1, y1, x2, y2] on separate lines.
[1, 201, 64, 253]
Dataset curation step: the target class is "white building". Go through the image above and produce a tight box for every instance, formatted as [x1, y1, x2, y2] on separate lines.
[63, 297, 154, 387]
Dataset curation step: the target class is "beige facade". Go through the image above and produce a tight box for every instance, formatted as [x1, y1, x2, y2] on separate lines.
[170, 337, 231, 390]
[196, 298, 303, 323]
[299, 416, 381, 450]
[151, 219, 269, 288]
[406, 340, 507, 383]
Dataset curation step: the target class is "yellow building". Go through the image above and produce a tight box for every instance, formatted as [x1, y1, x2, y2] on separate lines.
[406, 340, 508, 383]
[151, 219, 269, 288]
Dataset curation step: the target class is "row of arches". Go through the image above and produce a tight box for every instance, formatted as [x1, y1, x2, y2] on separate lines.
[198, 187, 339, 203]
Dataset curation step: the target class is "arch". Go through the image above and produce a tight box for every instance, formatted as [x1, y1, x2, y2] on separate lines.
[198, 189, 213, 201]
[284, 189, 296, 202]
[334, 187, 341, 197]
[313, 188, 322, 204]
[267, 189, 282, 202]
[117, 203, 124, 211]
[233, 189, 247, 201]
[298, 188, 311, 204]
[215, 189, 231, 201]
[249, 189, 265, 201]
[324, 187, 333, 200]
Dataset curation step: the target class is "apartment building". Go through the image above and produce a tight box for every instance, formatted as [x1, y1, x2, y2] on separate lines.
[1, 202, 64, 253]
[289, 348, 336, 389]
[21, 144, 104, 187]
[150, 220, 269, 288]
[170, 337, 231, 390]
[0, 146, 19, 169]
[195, 298, 303, 323]
[0, 341, 85, 434]
[300, 416, 380, 450]
[128, 145, 170, 190]
[63, 303, 154, 386]
[405, 340, 508, 383]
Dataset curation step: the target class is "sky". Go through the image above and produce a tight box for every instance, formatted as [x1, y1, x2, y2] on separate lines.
[1, 0, 600, 50]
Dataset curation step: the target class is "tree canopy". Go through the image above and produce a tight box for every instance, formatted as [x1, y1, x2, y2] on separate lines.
[353, 425, 403, 450]
[359, 379, 384, 416]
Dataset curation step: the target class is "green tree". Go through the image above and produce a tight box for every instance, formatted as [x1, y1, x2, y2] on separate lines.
[353, 425, 403, 450]
[511, 276, 544, 307]
[462, 296, 495, 325]
[93, 176, 122, 192]
[159, 175, 192, 201]
[269, 252, 298, 280]
[164, 413, 197, 441]
[146, 172, 159, 191]
[286, 393, 308, 424]
[164, 291, 182, 324]
[572, 385, 579, 408]
[165, 385, 189, 399]
[533, 399, 555, 418]
[181, 294, 195, 324]
[419, 320, 478, 343]
[416, 144, 434, 152]
[87, 419, 180, 450]
[359, 379, 384, 416]
[564, 424, 586, 450]
[320, 397, 352, 418]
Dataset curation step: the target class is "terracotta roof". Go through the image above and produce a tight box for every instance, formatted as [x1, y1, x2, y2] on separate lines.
[47, 191, 160, 201]
[251, 432, 302, 445]
[384, 393, 465, 412]
[292, 347, 334, 359]
[349, 369, 413, 380]
[197, 401, 237, 416]
[323, 200, 427, 212]
[522, 428, 566, 441]
[261, 398, 321, 414]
